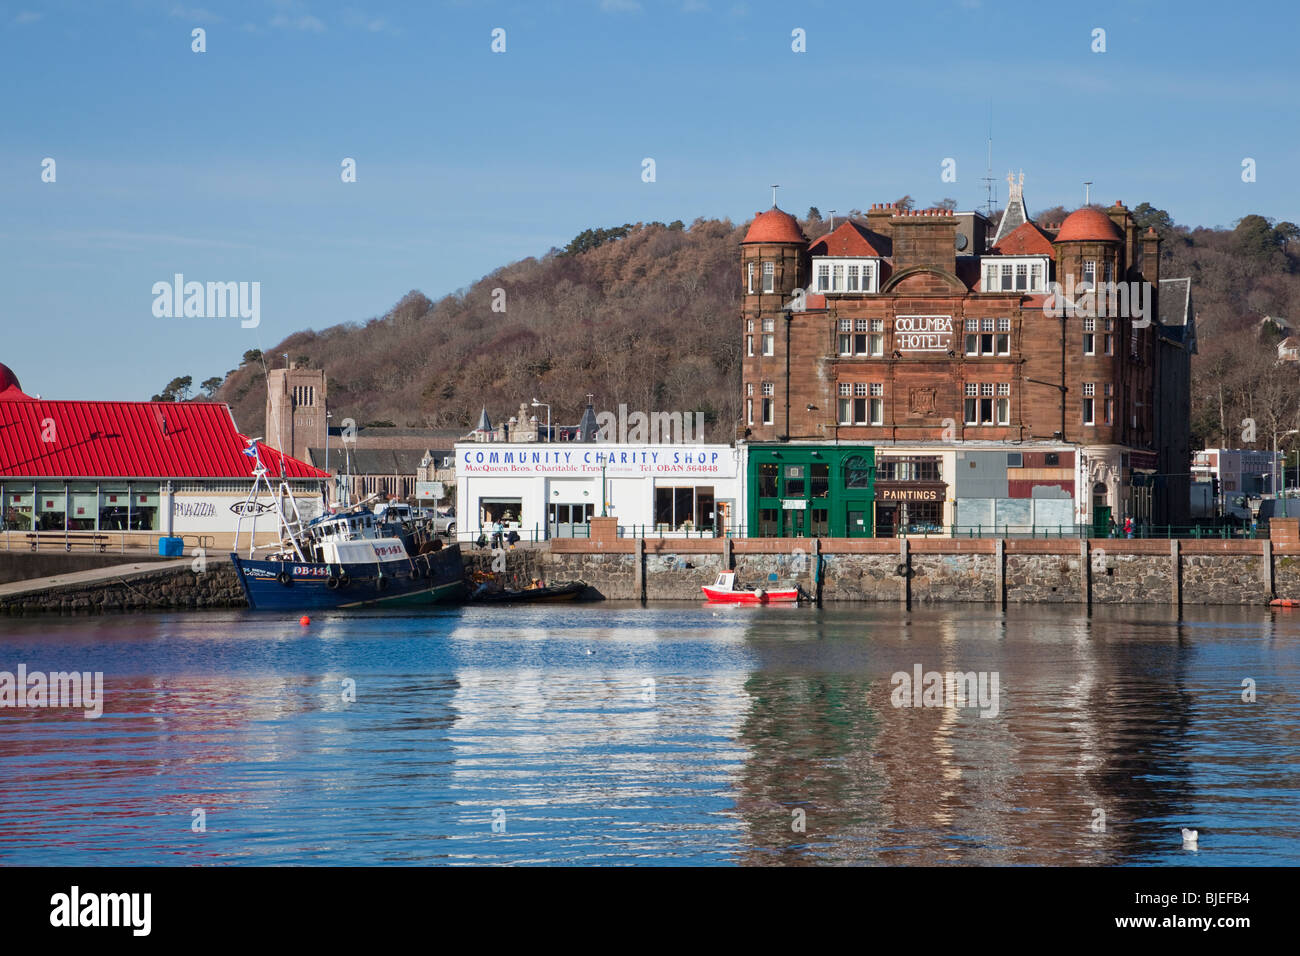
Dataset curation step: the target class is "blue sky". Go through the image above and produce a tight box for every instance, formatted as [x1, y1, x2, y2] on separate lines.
[2, 0, 1297, 400]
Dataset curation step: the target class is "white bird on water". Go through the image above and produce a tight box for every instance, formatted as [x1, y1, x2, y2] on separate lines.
[1181, 828, 1198, 849]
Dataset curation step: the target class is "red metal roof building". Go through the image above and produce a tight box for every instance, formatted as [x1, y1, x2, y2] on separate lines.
[0, 362, 326, 546]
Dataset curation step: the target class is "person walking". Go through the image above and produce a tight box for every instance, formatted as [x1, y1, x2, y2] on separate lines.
[1123, 515, 1134, 539]
[491, 519, 504, 549]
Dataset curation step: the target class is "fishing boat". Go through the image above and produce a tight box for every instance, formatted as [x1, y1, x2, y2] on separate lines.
[229, 441, 464, 610]
[701, 571, 800, 605]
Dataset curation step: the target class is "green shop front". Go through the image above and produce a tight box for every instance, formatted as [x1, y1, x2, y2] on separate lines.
[745, 445, 875, 537]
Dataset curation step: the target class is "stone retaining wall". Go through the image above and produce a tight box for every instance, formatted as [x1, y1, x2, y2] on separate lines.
[0, 563, 244, 614]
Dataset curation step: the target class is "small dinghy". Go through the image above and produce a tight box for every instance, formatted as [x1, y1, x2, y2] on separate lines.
[701, 571, 800, 605]
[469, 574, 586, 603]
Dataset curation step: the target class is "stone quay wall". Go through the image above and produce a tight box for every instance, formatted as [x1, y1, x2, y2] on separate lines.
[544, 521, 1300, 606]
[0, 562, 245, 614]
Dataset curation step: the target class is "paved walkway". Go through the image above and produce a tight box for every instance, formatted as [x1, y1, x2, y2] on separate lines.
[0, 553, 232, 598]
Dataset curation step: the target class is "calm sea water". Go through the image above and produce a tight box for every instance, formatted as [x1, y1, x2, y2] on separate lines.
[0, 603, 1297, 866]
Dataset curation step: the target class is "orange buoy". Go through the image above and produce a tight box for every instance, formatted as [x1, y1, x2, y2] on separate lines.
[300, 615, 311, 625]
[1269, 599, 1299, 608]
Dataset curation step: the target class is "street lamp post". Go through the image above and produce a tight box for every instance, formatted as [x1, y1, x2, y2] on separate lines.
[1278, 429, 1300, 516]
[531, 398, 551, 442]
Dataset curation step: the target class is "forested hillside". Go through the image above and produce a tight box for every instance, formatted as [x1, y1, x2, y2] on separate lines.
[187, 206, 1300, 451]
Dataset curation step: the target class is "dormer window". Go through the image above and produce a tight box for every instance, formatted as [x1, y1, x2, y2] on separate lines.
[981, 255, 1048, 293]
[813, 257, 878, 294]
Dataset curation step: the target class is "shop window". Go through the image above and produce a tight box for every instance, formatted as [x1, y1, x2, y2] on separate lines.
[810, 464, 829, 498]
[809, 507, 829, 537]
[759, 508, 780, 537]
[758, 463, 778, 498]
[784, 465, 805, 497]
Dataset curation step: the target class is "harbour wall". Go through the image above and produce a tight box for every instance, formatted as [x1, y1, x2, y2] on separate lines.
[0, 558, 244, 614]
[543, 533, 1299, 606]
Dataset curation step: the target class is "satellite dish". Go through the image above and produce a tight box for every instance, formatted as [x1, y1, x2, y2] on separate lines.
[954, 232, 969, 251]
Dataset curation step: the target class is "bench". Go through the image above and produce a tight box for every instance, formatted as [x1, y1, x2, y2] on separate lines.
[26, 532, 112, 553]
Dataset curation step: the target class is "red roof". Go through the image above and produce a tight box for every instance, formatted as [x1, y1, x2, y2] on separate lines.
[742, 207, 806, 244]
[808, 220, 888, 257]
[1055, 207, 1123, 242]
[0, 397, 328, 480]
[989, 221, 1055, 256]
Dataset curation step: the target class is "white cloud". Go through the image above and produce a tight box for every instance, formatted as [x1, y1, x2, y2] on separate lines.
[270, 13, 326, 32]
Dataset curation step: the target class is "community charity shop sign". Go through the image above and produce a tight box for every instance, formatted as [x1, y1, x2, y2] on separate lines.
[457, 444, 737, 478]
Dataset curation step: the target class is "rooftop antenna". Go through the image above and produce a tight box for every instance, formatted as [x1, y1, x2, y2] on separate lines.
[979, 102, 998, 219]
[1083, 181, 1093, 206]
[770, 184, 780, 208]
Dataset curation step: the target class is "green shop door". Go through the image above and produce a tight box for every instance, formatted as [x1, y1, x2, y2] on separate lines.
[782, 506, 805, 537]
[1093, 505, 1112, 538]
[846, 506, 869, 537]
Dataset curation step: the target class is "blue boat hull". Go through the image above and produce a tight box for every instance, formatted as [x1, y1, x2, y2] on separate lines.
[230, 544, 465, 610]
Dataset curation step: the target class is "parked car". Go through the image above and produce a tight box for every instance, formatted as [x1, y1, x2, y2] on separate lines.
[433, 508, 456, 537]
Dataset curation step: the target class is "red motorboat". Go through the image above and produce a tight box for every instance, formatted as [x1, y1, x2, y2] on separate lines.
[701, 571, 800, 605]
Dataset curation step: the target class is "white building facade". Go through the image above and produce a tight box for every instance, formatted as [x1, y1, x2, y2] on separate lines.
[455, 442, 743, 541]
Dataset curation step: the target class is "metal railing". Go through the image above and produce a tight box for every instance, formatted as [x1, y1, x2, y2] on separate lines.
[446, 521, 1261, 544]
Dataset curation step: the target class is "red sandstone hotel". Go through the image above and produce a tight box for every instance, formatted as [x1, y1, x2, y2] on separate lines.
[740, 177, 1196, 535]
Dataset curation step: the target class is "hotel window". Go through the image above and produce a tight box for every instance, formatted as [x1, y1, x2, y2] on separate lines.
[1015, 263, 1028, 290]
[838, 383, 852, 424]
[838, 319, 852, 355]
[762, 316, 774, 356]
[846, 264, 859, 291]
[1103, 261, 1114, 283]
[1103, 383, 1113, 424]
[747, 319, 754, 333]
[996, 317, 1010, 354]
[848, 319, 870, 355]
[1104, 318, 1114, 355]
[817, 263, 831, 292]
[761, 382, 774, 424]
[1001, 263, 1013, 291]
[965, 319, 979, 355]
[984, 264, 997, 290]
[996, 383, 1011, 425]
[1083, 261, 1096, 289]
[963, 382, 1000, 425]
[1083, 317, 1096, 355]
[869, 382, 884, 425]
[746, 335, 753, 356]
[966, 318, 1002, 355]
[1082, 383, 1096, 425]
[862, 263, 875, 291]
[762, 262, 775, 293]
[832, 264, 845, 291]
[1030, 263, 1044, 290]
[747, 399, 753, 425]
[868, 319, 884, 356]
[747, 263, 754, 294]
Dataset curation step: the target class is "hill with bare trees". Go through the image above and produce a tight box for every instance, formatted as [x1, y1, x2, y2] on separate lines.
[197, 206, 1300, 452]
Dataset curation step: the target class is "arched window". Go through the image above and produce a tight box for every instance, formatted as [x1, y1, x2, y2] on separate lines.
[844, 455, 872, 489]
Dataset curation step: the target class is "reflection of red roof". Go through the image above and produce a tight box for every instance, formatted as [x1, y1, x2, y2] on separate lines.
[0, 399, 328, 479]
[742, 207, 806, 244]
[808, 221, 888, 257]
[1055, 207, 1123, 242]
[990, 221, 1055, 256]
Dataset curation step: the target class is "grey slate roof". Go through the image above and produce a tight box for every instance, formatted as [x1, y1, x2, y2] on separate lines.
[307, 447, 454, 475]
[1157, 277, 1196, 354]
